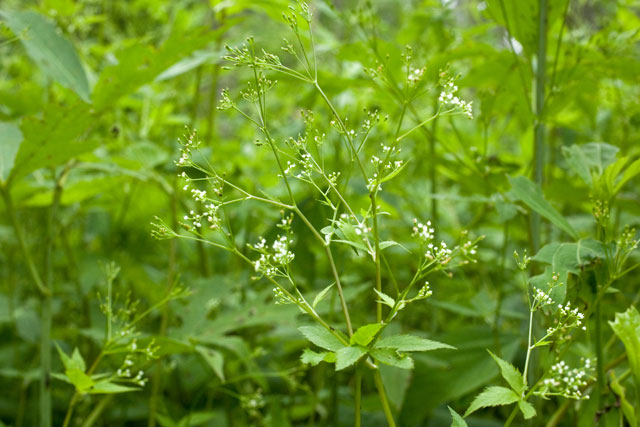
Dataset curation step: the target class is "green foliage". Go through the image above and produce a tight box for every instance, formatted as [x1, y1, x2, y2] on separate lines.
[1, 0, 639, 425]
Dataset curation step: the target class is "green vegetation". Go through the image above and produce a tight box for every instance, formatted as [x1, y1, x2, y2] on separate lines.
[1, 1, 639, 426]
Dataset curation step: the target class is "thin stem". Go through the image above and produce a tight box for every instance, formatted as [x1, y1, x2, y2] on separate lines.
[371, 192, 383, 323]
[522, 309, 535, 387]
[373, 369, 396, 427]
[354, 368, 362, 427]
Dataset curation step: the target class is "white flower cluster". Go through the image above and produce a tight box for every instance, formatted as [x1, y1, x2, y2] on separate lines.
[438, 75, 473, 119]
[555, 301, 586, 332]
[539, 359, 592, 400]
[416, 282, 432, 299]
[533, 286, 554, 308]
[407, 67, 426, 85]
[252, 236, 295, 278]
[425, 241, 452, 263]
[412, 218, 435, 241]
[272, 287, 293, 305]
[182, 203, 220, 230]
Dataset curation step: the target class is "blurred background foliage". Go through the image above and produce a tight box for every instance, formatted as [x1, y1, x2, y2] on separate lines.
[0, 0, 639, 425]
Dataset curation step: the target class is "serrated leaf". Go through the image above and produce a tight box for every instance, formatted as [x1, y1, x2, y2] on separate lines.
[350, 323, 384, 347]
[488, 350, 525, 395]
[56, 344, 85, 372]
[376, 334, 455, 352]
[464, 386, 519, 417]
[66, 369, 94, 393]
[298, 325, 345, 352]
[335, 346, 367, 371]
[312, 283, 334, 309]
[448, 406, 468, 427]
[0, 10, 90, 102]
[373, 288, 395, 308]
[300, 348, 330, 366]
[370, 348, 413, 370]
[518, 400, 536, 419]
[11, 102, 93, 180]
[507, 176, 579, 240]
[196, 345, 225, 381]
[0, 122, 22, 183]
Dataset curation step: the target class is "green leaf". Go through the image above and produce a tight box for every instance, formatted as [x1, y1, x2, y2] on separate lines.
[464, 386, 519, 417]
[335, 346, 367, 371]
[350, 323, 384, 347]
[614, 158, 640, 194]
[89, 380, 139, 394]
[609, 371, 638, 427]
[65, 368, 94, 392]
[11, 102, 93, 180]
[609, 306, 640, 384]
[447, 407, 468, 427]
[562, 143, 619, 185]
[375, 334, 455, 352]
[0, 121, 22, 183]
[0, 10, 90, 102]
[507, 176, 579, 240]
[488, 350, 525, 395]
[532, 239, 604, 274]
[370, 348, 413, 370]
[300, 348, 331, 366]
[298, 325, 345, 352]
[196, 345, 225, 381]
[373, 288, 395, 308]
[312, 283, 334, 309]
[518, 400, 536, 419]
[56, 344, 85, 372]
[92, 28, 216, 109]
[380, 160, 409, 183]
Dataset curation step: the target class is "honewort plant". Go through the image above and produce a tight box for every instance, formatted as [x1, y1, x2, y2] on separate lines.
[152, 3, 480, 425]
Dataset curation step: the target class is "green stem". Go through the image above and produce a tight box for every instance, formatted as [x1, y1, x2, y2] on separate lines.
[373, 369, 396, 427]
[594, 300, 605, 405]
[522, 310, 535, 387]
[531, 0, 548, 253]
[354, 368, 362, 427]
[371, 192, 383, 323]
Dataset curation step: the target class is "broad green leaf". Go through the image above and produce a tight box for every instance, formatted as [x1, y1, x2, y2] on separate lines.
[298, 325, 345, 352]
[507, 176, 579, 239]
[518, 400, 536, 419]
[300, 348, 331, 366]
[0, 10, 90, 102]
[312, 283, 334, 309]
[609, 306, 640, 384]
[376, 334, 455, 352]
[89, 380, 139, 394]
[92, 29, 217, 109]
[196, 345, 225, 381]
[532, 239, 604, 274]
[373, 288, 396, 308]
[370, 348, 413, 370]
[488, 350, 525, 395]
[350, 323, 384, 347]
[11, 102, 93, 180]
[464, 386, 519, 417]
[335, 346, 367, 371]
[562, 143, 619, 185]
[0, 121, 22, 183]
[447, 407, 468, 427]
